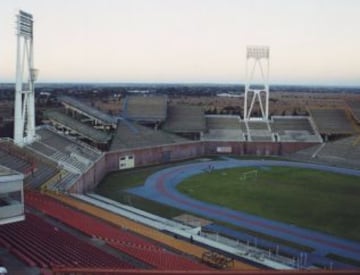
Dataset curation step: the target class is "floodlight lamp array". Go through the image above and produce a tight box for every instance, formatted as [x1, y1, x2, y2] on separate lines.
[17, 10, 33, 38]
[247, 46, 269, 59]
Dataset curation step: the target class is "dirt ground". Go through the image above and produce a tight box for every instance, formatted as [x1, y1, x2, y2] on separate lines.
[87, 92, 360, 117]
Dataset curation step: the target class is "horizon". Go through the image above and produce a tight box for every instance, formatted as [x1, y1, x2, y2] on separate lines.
[1, 81, 360, 88]
[1, 0, 360, 86]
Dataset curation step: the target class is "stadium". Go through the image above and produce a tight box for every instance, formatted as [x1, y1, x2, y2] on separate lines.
[1, 10, 360, 275]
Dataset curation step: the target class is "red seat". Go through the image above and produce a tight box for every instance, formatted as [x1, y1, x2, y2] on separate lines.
[0, 212, 134, 270]
[25, 191, 209, 270]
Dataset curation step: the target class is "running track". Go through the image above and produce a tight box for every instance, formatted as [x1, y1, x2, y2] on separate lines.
[128, 159, 360, 267]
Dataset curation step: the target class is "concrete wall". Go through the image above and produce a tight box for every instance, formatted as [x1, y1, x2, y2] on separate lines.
[69, 154, 107, 193]
[106, 142, 204, 172]
[106, 141, 318, 174]
[71, 141, 319, 193]
[204, 141, 318, 156]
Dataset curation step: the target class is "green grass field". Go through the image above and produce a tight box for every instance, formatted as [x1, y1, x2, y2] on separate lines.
[95, 160, 328, 250]
[177, 166, 360, 241]
[95, 158, 222, 218]
[95, 165, 184, 218]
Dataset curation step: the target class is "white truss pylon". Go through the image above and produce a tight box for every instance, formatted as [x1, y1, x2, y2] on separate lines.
[14, 10, 39, 146]
[244, 46, 270, 121]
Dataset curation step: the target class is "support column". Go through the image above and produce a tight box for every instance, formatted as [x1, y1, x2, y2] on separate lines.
[243, 46, 270, 121]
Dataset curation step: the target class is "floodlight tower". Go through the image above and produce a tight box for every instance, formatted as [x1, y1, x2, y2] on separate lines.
[244, 46, 270, 121]
[14, 10, 39, 146]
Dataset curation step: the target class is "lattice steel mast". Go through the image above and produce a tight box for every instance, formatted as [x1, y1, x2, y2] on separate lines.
[14, 10, 39, 146]
[244, 46, 270, 121]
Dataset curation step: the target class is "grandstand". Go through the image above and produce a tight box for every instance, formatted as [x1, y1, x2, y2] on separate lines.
[309, 109, 355, 135]
[292, 135, 360, 169]
[35, 126, 102, 163]
[46, 191, 260, 270]
[0, 212, 135, 270]
[54, 95, 324, 146]
[202, 115, 321, 143]
[110, 119, 189, 151]
[0, 139, 58, 189]
[43, 170, 80, 192]
[347, 100, 360, 123]
[25, 191, 211, 271]
[0, 141, 34, 176]
[44, 110, 112, 146]
[271, 116, 315, 134]
[21, 126, 104, 191]
[60, 96, 117, 128]
[122, 95, 167, 123]
[271, 116, 322, 142]
[163, 105, 206, 138]
[203, 115, 246, 141]
[246, 120, 274, 142]
[206, 115, 245, 130]
[73, 194, 288, 269]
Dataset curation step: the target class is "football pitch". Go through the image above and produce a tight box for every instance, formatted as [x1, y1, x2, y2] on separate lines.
[177, 166, 360, 241]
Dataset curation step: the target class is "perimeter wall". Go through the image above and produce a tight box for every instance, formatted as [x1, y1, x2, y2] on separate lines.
[69, 141, 319, 193]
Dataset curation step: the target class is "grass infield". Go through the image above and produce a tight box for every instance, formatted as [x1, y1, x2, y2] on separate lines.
[95, 165, 184, 218]
[177, 166, 360, 241]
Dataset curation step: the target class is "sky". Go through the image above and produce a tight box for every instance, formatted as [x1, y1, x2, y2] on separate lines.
[1, 0, 360, 85]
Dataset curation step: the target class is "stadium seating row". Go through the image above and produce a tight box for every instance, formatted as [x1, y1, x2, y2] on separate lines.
[123, 95, 167, 122]
[47, 191, 256, 270]
[110, 120, 188, 150]
[0, 142, 34, 175]
[206, 116, 245, 130]
[163, 105, 206, 133]
[202, 116, 320, 142]
[36, 127, 102, 161]
[25, 191, 209, 270]
[292, 135, 360, 169]
[347, 101, 360, 123]
[0, 140, 58, 189]
[0, 213, 134, 269]
[272, 117, 315, 134]
[109, 242, 206, 270]
[45, 110, 111, 144]
[309, 109, 354, 134]
[60, 96, 116, 125]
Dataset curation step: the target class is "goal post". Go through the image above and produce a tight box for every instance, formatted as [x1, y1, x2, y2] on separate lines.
[239, 170, 258, 182]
